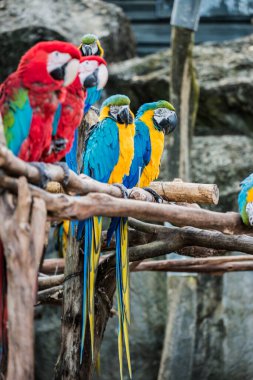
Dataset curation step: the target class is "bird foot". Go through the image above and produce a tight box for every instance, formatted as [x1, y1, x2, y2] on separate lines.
[113, 183, 129, 199]
[30, 162, 51, 189]
[50, 138, 68, 154]
[54, 162, 71, 187]
[143, 187, 163, 203]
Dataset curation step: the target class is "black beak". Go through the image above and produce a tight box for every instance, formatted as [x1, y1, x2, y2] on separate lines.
[83, 68, 98, 88]
[117, 108, 133, 126]
[81, 44, 92, 57]
[162, 111, 178, 134]
[50, 61, 68, 81]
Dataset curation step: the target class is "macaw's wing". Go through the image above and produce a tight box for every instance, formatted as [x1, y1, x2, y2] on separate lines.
[2, 87, 33, 156]
[84, 87, 102, 114]
[83, 117, 119, 183]
[52, 103, 62, 137]
[123, 119, 151, 188]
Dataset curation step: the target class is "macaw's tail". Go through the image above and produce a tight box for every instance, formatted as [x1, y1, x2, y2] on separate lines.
[84, 87, 102, 114]
[79, 216, 103, 363]
[54, 220, 70, 258]
[115, 217, 132, 380]
[107, 217, 121, 247]
[0, 240, 7, 369]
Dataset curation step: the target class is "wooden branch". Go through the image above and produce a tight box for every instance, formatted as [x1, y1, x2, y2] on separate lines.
[38, 274, 64, 290]
[133, 256, 253, 274]
[0, 177, 47, 380]
[41, 259, 65, 275]
[0, 145, 219, 204]
[150, 179, 219, 205]
[1, 174, 249, 235]
[36, 285, 63, 305]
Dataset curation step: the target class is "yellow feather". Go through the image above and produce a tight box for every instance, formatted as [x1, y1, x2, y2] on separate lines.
[89, 216, 103, 360]
[138, 110, 165, 187]
[247, 188, 253, 202]
[117, 294, 124, 380]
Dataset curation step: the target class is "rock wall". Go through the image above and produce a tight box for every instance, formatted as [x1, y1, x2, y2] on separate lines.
[0, 0, 136, 81]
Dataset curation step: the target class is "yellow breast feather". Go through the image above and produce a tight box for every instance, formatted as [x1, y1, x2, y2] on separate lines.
[138, 110, 164, 187]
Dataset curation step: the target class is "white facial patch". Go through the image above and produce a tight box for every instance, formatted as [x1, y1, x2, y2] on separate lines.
[154, 108, 172, 123]
[110, 105, 128, 118]
[78, 60, 99, 83]
[91, 42, 99, 55]
[97, 64, 108, 90]
[47, 51, 71, 73]
[246, 202, 253, 226]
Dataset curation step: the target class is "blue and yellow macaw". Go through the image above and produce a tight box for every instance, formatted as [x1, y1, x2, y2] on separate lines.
[107, 100, 177, 242]
[78, 95, 135, 376]
[107, 100, 177, 379]
[238, 173, 253, 226]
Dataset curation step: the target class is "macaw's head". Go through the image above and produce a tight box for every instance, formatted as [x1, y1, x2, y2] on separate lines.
[18, 40, 81, 89]
[239, 173, 253, 190]
[79, 33, 104, 58]
[100, 94, 134, 126]
[137, 100, 177, 134]
[78, 56, 108, 90]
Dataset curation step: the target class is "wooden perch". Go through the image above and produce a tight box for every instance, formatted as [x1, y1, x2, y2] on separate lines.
[38, 274, 64, 290]
[41, 258, 65, 275]
[0, 173, 249, 235]
[36, 285, 63, 306]
[133, 256, 253, 274]
[0, 177, 46, 380]
[150, 179, 219, 204]
[0, 145, 218, 204]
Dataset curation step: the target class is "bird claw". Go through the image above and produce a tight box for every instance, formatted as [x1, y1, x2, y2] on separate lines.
[113, 183, 129, 199]
[143, 187, 163, 203]
[30, 162, 51, 189]
[49, 138, 68, 154]
[54, 162, 71, 187]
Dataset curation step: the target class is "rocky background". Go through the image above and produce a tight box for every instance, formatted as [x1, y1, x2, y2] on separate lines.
[1, 0, 253, 379]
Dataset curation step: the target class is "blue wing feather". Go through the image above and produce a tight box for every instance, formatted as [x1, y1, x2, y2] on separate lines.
[83, 117, 119, 182]
[5, 91, 33, 156]
[52, 103, 62, 137]
[84, 87, 102, 114]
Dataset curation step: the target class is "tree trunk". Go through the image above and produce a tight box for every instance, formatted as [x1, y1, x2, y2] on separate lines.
[169, 26, 199, 181]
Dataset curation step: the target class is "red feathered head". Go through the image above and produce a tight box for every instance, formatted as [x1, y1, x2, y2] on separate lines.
[78, 56, 108, 90]
[18, 40, 81, 90]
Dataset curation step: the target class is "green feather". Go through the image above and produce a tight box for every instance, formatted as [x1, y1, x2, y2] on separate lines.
[101, 94, 130, 108]
[80, 33, 98, 45]
[136, 100, 175, 118]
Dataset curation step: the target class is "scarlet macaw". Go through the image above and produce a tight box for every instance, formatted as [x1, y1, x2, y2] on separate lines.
[78, 95, 135, 378]
[0, 40, 81, 368]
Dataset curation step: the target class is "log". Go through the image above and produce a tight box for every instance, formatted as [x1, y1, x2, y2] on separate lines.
[0, 145, 219, 205]
[38, 274, 64, 290]
[150, 179, 219, 205]
[133, 256, 253, 274]
[36, 285, 63, 305]
[0, 174, 248, 234]
[41, 258, 65, 275]
[0, 177, 46, 380]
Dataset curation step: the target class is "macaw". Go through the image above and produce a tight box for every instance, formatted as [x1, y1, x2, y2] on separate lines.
[107, 100, 177, 242]
[77, 95, 135, 376]
[79, 34, 105, 114]
[238, 173, 253, 226]
[106, 100, 177, 379]
[43, 56, 108, 164]
[0, 40, 81, 369]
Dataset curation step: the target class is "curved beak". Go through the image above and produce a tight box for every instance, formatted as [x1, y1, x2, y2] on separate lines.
[63, 59, 80, 86]
[82, 68, 98, 88]
[162, 110, 178, 134]
[97, 64, 108, 90]
[81, 44, 92, 57]
[117, 107, 133, 126]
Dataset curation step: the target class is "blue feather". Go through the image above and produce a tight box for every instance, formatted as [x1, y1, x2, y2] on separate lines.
[52, 103, 62, 136]
[84, 87, 102, 114]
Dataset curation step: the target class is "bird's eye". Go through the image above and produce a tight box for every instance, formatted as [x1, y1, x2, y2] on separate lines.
[53, 51, 60, 57]
[155, 108, 168, 117]
[110, 106, 120, 114]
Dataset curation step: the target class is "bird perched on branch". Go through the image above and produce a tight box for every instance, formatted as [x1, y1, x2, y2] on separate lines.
[238, 173, 253, 226]
[79, 34, 105, 114]
[107, 100, 177, 242]
[77, 95, 135, 376]
[44, 55, 108, 165]
[106, 100, 177, 379]
[0, 40, 81, 369]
